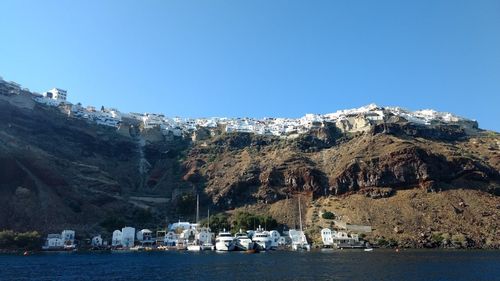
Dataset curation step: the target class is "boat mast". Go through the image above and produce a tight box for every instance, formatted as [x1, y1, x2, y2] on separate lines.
[208, 208, 210, 229]
[298, 196, 303, 232]
[196, 193, 200, 225]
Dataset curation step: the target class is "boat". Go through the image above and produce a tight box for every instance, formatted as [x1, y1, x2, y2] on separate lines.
[234, 229, 255, 251]
[130, 245, 145, 251]
[245, 248, 260, 254]
[364, 248, 373, 252]
[176, 239, 187, 250]
[290, 197, 311, 251]
[200, 242, 215, 251]
[187, 242, 202, 251]
[215, 229, 235, 251]
[187, 196, 215, 251]
[251, 226, 272, 251]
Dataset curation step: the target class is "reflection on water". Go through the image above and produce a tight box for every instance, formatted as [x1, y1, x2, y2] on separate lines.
[1, 249, 499, 281]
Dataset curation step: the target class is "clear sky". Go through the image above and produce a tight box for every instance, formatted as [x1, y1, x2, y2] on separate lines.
[1, 0, 499, 131]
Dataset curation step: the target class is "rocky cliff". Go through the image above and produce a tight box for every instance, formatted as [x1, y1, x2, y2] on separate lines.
[0, 91, 498, 248]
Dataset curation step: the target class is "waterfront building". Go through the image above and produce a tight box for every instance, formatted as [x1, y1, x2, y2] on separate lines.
[61, 230, 75, 245]
[269, 230, 281, 249]
[91, 235, 103, 247]
[112, 230, 122, 246]
[136, 229, 154, 245]
[164, 231, 179, 246]
[43, 234, 64, 249]
[321, 228, 362, 248]
[121, 227, 135, 248]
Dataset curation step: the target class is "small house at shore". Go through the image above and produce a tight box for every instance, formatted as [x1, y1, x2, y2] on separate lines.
[321, 228, 362, 248]
[269, 230, 281, 249]
[43, 234, 64, 249]
[91, 235, 103, 247]
[121, 227, 135, 248]
[112, 230, 122, 247]
[136, 229, 154, 245]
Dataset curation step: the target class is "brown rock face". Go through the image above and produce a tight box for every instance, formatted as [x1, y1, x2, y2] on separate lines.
[330, 146, 498, 195]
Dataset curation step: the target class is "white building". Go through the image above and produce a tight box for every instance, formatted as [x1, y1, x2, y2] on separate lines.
[121, 227, 135, 248]
[43, 88, 67, 101]
[164, 231, 179, 246]
[136, 229, 153, 243]
[91, 235, 103, 247]
[61, 230, 75, 245]
[169, 221, 197, 232]
[269, 230, 281, 249]
[196, 227, 213, 245]
[321, 228, 334, 246]
[320, 228, 360, 248]
[43, 234, 64, 249]
[112, 230, 122, 246]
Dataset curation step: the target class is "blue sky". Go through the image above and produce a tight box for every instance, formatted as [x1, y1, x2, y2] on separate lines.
[1, 0, 499, 131]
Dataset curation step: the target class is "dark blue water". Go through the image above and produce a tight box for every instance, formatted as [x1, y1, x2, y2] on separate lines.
[0, 249, 499, 281]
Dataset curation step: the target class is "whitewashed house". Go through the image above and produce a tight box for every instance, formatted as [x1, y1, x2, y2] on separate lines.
[321, 228, 361, 248]
[196, 227, 213, 245]
[91, 235, 103, 247]
[121, 227, 135, 248]
[321, 228, 334, 247]
[136, 229, 153, 245]
[43, 88, 67, 101]
[61, 230, 75, 245]
[43, 234, 64, 250]
[164, 231, 179, 246]
[269, 230, 281, 249]
[169, 221, 197, 232]
[112, 230, 122, 247]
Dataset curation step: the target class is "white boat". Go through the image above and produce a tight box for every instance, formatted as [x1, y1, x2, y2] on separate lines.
[364, 248, 373, 252]
[234, 229, 255, 251]
[200, 242, 215, 251]
[215, 230, 235, 251]
[290, 197, 311, 251]
[187, 242, 202, 251]
[252, 226, 272, 251]
[176, 239, 188, 250]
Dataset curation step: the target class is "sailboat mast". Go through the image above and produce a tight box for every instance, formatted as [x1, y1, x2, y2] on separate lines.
[298, 196, 303, 232]
[196, 193, 200, 224]
[207, 208, 210, 229]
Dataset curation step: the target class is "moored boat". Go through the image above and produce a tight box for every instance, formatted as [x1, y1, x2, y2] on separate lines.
[252, 226, 272, 251]
[215, 230, 235, 251]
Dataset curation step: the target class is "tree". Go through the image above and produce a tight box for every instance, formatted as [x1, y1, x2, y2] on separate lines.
[321, 211, 335, 220]
[232, 212, 278, 232]
[199, 213, 230, 234]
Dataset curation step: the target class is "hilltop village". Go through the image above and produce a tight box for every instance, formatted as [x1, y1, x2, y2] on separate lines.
[0, 75, 479, 139]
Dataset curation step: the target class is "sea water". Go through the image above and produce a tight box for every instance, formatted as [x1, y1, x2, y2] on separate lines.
[0, 249, 499, 281]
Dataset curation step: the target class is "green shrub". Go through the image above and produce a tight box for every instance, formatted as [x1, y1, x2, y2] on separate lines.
[0, 230, 42, 250]
[321, 211, 335, 220]
[431, 233, 444, 245]
[231, 212, 278, 232]
[451, 234, 467, 248]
